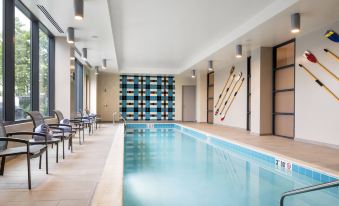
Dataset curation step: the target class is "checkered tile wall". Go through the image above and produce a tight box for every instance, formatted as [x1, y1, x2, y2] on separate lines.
[119, 75, 175, 120]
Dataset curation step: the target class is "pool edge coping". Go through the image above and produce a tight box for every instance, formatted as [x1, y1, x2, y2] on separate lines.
[90, 124, 124, 206]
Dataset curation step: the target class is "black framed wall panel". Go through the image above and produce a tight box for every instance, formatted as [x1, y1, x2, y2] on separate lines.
[272, 39, 295, 138]
[207, 72, 214, 124]
[246, 56, 251, 131]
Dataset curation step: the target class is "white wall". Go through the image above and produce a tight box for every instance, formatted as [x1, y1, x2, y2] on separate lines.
[90, 72, 97, 114]
[55, 37, 71, 118]
[174, 74, 196, 121]
[196, 69, 207, 122]
[251, 47, 273, 135]
[213, 60, 247, 129]
[96, 73, 120, 121]
[295, 21, 339, 146]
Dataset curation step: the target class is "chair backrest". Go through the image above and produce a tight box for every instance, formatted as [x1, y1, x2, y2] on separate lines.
[54, 110, 64, 122]
[76, 111, 83, 118]
[0, 123, 8, 151]
[26, 111, 45, 130]
[85, 109, 90, 115]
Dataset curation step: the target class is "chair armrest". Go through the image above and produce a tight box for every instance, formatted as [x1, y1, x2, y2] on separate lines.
[6, 132, 49, 144]
[48, 124, 72, 128]
[0, 137, 29, 145]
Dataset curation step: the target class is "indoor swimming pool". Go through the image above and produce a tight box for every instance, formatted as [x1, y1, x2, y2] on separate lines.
[123, 124, 339, 206]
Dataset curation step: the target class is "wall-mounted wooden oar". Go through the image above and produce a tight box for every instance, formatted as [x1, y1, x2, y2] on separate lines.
[214, 66, 235, 108]
[215, 74, 236, 115]
[304, 51, 339, 82]
[221, 77, 245, 121]
[324, 49, 339, 61]
[299, 64, 339, 102]
[325, 30, 339, 43]
[219, 72, 243, 115]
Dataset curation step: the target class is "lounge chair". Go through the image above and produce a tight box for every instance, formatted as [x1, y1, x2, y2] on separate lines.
[0, 123, 49, 189]
[75, 111, 94, 135]
[54, 110, 85, 145]
[26, 111, 73, 160]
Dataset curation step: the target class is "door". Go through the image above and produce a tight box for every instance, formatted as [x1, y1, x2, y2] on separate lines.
[182, 86, 196, 121]
[97, 75, 116, 121]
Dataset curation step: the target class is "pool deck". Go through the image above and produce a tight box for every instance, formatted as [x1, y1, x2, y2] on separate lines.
[181, 122, 339, 177]
[0, 124, 119, 206]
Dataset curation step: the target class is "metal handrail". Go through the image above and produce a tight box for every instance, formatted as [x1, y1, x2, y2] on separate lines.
[113, 112, 126, 132]
[280, 180, 339, 206]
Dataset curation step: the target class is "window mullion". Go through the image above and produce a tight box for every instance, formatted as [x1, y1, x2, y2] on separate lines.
[3, 0, 15, 121]
[31, 20, 40, 111]
[48, 37, 55, 116]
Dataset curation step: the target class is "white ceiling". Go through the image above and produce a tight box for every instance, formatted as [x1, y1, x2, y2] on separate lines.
[22, 0, 118, 72]
[20, 0, 339, 75]
[109, 0, 284, 74]
[191, 0, 339, 73]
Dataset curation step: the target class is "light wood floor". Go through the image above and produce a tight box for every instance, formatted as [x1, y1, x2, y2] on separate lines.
[0, 124, 116, 206]
[182, 122, 339, 176]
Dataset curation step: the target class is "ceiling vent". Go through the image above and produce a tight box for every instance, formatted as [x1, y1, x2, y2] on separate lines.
[36, 5, 64, 34]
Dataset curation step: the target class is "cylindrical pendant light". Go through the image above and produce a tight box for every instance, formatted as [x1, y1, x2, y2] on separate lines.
[67, 27, 75, 44]
[208, 60, 213, 71]
[191, 69, 196, 78]
[70, 48, 75, 60]
[74, 0, 84, 20]
[82, 48, 87, 60]
[291, 13, 300, 33]
[95, 66, 99, 75]
[236, 44, 242, 58]
[102, 59, 107, 69]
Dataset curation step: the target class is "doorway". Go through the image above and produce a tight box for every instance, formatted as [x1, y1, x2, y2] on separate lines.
[182, 86, 196, 122]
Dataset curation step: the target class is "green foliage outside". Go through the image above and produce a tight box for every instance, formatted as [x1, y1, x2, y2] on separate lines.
[0, 16, 49, 119]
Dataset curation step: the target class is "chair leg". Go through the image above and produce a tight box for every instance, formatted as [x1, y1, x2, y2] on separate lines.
[83, 128, 85, 142]
[56, 143, 59, 163]
[62, 138, 65, 159]
[27, 154, 32, 190]
[70, 136, 73, 152]
[79, 130, 81, 145]
[0, 156, 6, 175]
[46, 148, 49, 174]
[39, 155, 42, 169]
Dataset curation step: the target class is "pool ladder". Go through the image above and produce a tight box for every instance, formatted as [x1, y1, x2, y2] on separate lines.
[280, 180, 339, 206]
[113, 112, 126, 132]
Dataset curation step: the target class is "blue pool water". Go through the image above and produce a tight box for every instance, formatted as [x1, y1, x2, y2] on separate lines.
[123, 127, 339, 206]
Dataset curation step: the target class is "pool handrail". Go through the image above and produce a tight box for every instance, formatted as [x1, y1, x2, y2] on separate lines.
[280, 179, 339, 206]
[113, 112, 126, 132]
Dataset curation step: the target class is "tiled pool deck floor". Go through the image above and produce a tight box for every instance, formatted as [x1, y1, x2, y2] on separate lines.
[0, 124, 118, 206]
[181, 122, 339, 176]
[1, 122, 339, 206]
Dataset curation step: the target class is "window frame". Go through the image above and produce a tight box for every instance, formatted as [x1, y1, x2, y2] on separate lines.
[2, 0, 55, 123]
